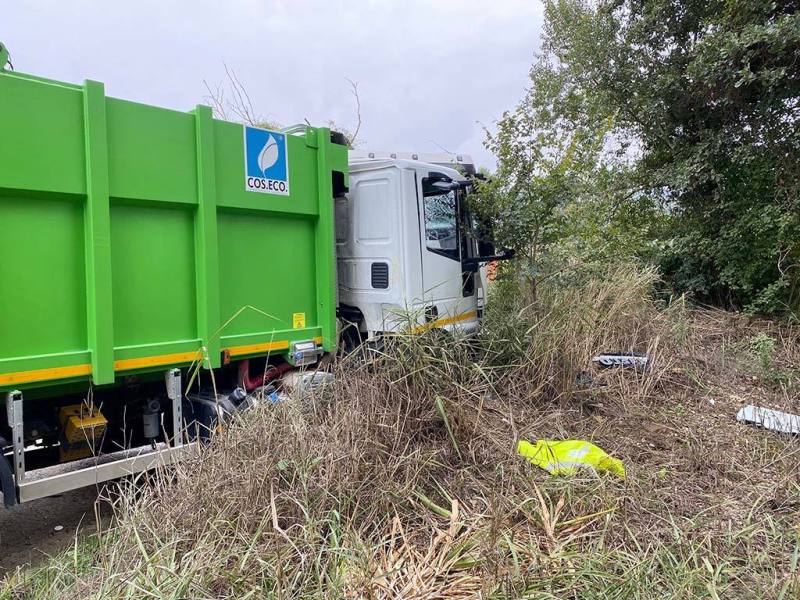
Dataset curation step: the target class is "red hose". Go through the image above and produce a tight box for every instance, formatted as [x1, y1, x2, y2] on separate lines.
[238, 359, 294, 392]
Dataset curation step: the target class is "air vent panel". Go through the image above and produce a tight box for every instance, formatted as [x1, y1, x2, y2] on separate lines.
[371, 262, 389, 289]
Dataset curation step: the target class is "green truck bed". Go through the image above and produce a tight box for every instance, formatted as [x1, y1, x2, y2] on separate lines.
[0, 69, 347, 393]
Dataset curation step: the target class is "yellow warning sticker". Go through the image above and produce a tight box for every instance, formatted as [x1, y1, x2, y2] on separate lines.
[292, 312, 306, 329]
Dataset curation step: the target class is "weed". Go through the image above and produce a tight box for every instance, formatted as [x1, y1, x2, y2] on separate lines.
[750, 332, 777, 375]
[3, 264, 799, 599]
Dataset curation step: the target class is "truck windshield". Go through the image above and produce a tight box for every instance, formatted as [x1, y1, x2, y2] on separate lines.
[423, 188, 459, 260]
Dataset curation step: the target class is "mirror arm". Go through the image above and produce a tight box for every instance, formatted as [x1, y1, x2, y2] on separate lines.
[463, 249, 515, 268]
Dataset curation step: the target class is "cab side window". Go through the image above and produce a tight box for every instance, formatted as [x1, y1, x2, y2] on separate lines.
[423, 187, 459, 261]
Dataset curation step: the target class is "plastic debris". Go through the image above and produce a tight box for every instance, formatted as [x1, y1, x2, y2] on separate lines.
[517, 439, 626, 478]
[736, 405, 800, 435]
[282, 370, 334, 400]
[592, 352, 649, 371]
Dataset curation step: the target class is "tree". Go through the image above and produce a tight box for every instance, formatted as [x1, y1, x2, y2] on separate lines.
[482, 0, 800, 313]
[471, 1, 663, 293]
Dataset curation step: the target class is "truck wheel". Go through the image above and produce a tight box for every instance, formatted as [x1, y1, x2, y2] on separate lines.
[338, 321, 363, 355]
[0, 440, 16, 507]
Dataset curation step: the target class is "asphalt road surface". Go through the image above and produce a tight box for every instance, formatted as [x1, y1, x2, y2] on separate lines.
[0, 486, 110, 575]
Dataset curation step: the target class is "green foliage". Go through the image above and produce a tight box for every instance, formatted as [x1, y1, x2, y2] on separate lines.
[480, 0, 800, 315]
[748, 330, 799, 387]
[470, 21, 662, 275]
[749, 331, 777, 374]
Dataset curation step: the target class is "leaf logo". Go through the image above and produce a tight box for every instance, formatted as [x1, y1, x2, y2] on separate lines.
[257, 135, 280, 176]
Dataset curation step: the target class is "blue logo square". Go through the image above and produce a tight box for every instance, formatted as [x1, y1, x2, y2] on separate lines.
[244, 126, 289, 195]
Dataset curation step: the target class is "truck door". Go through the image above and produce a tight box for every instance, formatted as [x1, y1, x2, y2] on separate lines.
[418, 175, 476, 328]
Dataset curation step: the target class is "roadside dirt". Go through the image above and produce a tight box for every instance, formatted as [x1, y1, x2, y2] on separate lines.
[0, 487, 110, 575]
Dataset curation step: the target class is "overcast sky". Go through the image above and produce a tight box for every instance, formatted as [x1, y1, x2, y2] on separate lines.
[4, 1, 543, 168]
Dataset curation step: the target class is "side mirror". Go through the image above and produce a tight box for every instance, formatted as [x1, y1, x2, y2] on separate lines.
[477, 240, 495, 257]
[427, 171, 451, 183]
[431, 180, 459, 191]
[462, 249, 515, 270]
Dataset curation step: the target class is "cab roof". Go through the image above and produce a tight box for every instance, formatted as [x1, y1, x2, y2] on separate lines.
[348, 157, 468, 182]
[349, 151, 475, 175]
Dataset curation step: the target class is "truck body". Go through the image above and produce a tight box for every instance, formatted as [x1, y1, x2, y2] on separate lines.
[0, 56, 488, 506]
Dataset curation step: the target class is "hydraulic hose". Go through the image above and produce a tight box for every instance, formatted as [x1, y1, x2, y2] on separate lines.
[237, 360, 293, 392]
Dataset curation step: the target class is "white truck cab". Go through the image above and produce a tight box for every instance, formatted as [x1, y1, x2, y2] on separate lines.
[336, 156, 485, 342]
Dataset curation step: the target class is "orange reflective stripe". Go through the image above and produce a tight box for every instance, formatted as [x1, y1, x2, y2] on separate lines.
[226, 340, 290, 357]
[114, 351, 202, 372]
[412, 310, 478, 334]
[0, 364, 92, 386]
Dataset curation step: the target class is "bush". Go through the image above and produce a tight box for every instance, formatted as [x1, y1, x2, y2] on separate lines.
[5, 265, 799, 599]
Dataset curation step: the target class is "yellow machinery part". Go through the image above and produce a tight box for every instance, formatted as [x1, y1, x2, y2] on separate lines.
[58, 403, 107, 462]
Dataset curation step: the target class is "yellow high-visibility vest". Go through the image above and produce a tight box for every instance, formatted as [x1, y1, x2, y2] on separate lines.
[517, 439, 625, 478]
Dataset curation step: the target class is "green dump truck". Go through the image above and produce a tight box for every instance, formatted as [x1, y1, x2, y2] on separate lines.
[0, 44, 503, 506]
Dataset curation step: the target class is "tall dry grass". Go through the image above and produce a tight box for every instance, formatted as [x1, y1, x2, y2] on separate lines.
[3, 264, 799, 599]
